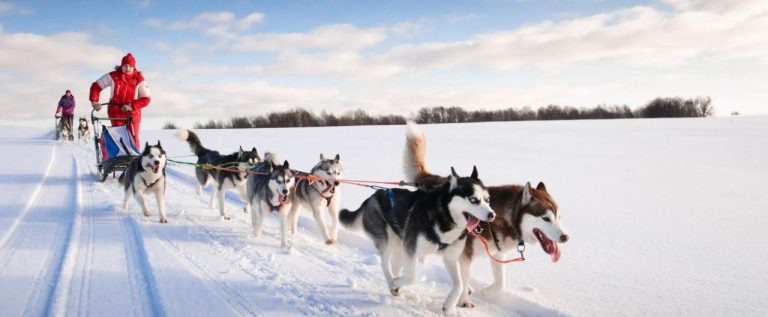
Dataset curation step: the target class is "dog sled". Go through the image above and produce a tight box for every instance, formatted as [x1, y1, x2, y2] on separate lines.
[55, 114, 74, 141]
[91, 107, 140, 182]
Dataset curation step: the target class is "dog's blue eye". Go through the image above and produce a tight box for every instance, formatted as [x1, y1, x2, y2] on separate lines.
[543, 217, 551, 222]
[469, 197, 479, 204]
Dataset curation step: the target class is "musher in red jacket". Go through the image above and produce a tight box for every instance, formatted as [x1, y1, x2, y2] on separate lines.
[89, 53, 150, 147]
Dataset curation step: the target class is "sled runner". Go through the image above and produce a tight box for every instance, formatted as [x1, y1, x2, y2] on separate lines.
[91, 107, 140, 182]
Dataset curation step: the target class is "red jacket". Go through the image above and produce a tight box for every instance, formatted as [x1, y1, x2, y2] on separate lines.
[89, 70, 150, 146]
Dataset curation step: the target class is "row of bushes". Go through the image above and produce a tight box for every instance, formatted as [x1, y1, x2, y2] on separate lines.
[161, 96, 714, 129]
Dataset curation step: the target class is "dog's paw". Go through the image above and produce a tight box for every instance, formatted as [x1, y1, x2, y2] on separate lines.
[325, 239, 336, 245]
[460, 300, 475, 308]
[143, 211, 151, 218]
[390, 287, 400, 296]
[223, 215, 231, 221]
[159, 218, 168, 224]
[442, 306, 457, 316]
[480, 284, 503, 296]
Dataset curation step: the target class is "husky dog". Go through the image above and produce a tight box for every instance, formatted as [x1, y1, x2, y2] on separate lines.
[339, 166, 496, 313]
[77, 117, 92, 142]
[288, 154, 343, 245]
[177, 130, 261, 220]
[119, 141, 168, 223]
[247, 156, 296, 248]
[403, 122, 570, 310]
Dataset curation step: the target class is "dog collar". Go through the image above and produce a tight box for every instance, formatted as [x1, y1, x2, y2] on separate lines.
[141, 176, 161, 188]
[264, 189, 284, 213]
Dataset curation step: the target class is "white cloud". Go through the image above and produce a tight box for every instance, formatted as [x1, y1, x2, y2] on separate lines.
[230, 24, 388, 53]
[144, 11, 264, 40]
[0, 27, 123, 120]
[0, 1, 31, 15]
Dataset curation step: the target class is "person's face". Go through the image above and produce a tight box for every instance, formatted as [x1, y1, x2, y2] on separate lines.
[65, 91, 71, 96]
[121, 64, 135, 74]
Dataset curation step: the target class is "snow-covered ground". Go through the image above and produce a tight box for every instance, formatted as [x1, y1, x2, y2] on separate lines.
[0, 117, 766, 316]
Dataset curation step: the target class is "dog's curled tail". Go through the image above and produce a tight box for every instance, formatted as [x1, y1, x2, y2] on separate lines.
[176, 130, 207, 157]
[339, 201, 368, 231]
[403, 120, 429, 182]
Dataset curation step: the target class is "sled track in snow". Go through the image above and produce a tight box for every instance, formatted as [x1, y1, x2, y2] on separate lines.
[72, 144, 166, 316]
[0, 145, 56, 250]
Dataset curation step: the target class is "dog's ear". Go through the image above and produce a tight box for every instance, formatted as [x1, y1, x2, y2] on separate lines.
[238, 146, 244, 158]
[522, 182, 533, 205]
[334, 154, 340, 162]
[320, 153, 326, 161]
[283, 160, 289, 169]
[145, 141, 150, 148]
[471, 165, 478, 180]
[536, 182, 547, 191]
[449, 167, 459, 190]
[156, 140, 162, 148]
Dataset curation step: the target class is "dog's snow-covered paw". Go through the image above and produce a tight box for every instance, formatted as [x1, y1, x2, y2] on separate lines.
[325, 239, 336, 245]
[480, 284, 503, 296]
[243, 206, 250, 213]
[390, 287, 400, 296]
[144, 211, 151, 218]
[159, 218, 168, 224]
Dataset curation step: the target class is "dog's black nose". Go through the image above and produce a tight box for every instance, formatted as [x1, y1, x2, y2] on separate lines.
[560, 234, 569, 243]
[334, 181, 340, 186]
[487, 212, 496, 221]
[282, 189, 288, 195]
[154, 160, 159, 165]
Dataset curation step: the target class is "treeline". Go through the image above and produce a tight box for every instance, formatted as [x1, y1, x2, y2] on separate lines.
[182, 96, 713, 129]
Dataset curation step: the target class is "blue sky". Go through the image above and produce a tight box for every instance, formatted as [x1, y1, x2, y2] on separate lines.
[1, 0, 766, 128]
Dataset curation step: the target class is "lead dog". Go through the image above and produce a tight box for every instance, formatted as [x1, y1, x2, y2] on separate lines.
[340, 166, 496, 313]
[178, 130, 261, 220]
[119, 141, 168, 223]
[403, 122, 570, 311]
[288, 154, 344, 245]
[247, 154, 296, 248]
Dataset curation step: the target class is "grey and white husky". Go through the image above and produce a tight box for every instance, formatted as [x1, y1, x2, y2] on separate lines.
[247, 156, 296, 248]
[77, 117, 92, 142]
[119, 141, 168, 223]
[288, 154, 344, 245]
[339, 166, 496, 313]
[403, 121, 570, 311]
[178, 130, 261, 220]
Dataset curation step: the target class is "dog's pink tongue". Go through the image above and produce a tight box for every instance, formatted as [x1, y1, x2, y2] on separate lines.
[465, 214, 480, 232]
[551, 243, 561, 263]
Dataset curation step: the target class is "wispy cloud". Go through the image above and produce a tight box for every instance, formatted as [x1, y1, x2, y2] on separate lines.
[0, 1, 31, 15]
[144, 11, 264, 40]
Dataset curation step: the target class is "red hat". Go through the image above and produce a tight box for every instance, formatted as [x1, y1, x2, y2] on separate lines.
[121, 53, 136, 67]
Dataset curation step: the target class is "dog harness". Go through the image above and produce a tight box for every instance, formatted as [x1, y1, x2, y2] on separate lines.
[141, 175, 161, 188]
[311, 180, 336, 207]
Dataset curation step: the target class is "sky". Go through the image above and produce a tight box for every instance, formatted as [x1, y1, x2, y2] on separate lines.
[1, 0, 766, 128]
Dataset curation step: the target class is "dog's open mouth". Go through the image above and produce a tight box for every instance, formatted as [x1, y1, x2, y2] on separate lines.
[463, 212, 480, 232]
[279, 195, 288, 204]
[145, 163, 160, 173]
[534, 228, 560, 263]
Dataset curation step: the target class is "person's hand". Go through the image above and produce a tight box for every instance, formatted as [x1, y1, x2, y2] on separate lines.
[121, 104, 133, 112]
[91, 101, 101, 111]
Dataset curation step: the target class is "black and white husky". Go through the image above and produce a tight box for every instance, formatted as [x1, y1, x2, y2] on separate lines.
[339, 166, 496, 313]
[77, 117, 92, 142]
[288, 154, 344, 245]
[177, 130, 261, 220]
[403, 121, 570, 310]
[119, 141, 168, 223]
[247, 155, 296, 248]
